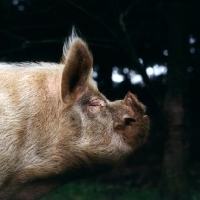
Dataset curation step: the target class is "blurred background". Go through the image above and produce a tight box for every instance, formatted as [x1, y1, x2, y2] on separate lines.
[0, 0, 200, 199]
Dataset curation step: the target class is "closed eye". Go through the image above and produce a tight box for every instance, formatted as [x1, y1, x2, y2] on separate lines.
[87, 99, 105, 113]
[90, 99, 105, 107]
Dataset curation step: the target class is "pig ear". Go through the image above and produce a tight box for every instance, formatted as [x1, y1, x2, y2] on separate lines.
[61, 35, 93, 104]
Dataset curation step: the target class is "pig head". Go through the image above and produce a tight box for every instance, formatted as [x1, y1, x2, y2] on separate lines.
[0, 29, 149, 199]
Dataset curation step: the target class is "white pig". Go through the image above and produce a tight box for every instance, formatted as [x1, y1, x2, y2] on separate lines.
[0, 30, 149, 200]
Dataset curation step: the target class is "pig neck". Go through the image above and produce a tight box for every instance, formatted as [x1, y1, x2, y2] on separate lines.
[0, 66, 92, 199]
[0, 67, 78, 184]
[20, 70, 80, 174]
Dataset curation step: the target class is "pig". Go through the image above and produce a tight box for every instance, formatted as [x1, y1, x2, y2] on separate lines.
[0, 29, 149, 200]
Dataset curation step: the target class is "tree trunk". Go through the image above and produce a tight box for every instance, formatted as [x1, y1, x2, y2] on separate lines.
[159, 1, 191, 200]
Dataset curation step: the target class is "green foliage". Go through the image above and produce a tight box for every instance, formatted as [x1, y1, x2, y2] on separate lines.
[41, 181, 200, 200]
[41, 181, 157, 200]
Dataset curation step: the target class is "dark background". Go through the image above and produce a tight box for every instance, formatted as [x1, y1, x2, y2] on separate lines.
[0, 0, 200, 199]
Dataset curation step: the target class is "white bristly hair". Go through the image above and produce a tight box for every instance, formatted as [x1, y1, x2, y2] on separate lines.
[62, 27, 85, 64]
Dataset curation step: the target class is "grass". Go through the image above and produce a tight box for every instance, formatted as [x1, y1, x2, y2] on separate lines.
[41, 181, 200, 200]
[41, 181, 157, 200]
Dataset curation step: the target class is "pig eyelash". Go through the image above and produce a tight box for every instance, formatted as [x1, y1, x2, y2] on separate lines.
[87, 99, 105, 114]
[89, 99, 105, 107]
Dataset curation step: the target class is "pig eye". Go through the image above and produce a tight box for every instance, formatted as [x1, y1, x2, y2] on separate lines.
[87, 99, 105, 114]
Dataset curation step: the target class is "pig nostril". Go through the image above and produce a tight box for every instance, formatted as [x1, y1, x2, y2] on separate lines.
[124, 118, 136, 126]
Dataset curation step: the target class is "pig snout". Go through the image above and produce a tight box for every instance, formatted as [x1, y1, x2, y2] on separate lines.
[113, 92, 150, 149]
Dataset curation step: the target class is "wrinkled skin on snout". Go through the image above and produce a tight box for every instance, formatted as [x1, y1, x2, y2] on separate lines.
[0, 30, 149, 200]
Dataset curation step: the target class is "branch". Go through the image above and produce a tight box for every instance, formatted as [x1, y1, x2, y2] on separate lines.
[116, 3, 162, 104]
[0, 47, 26, 54]
[65, 0, 119, 42]
[119, 2, 134, 32]
[0, 30, 27, 42]
[87, 42, 116, 50]
[87, 37, 115, 49]
[24, 39, 63, 45]
[0, 31, 64, 54]
[8, 22, 69, 30]
[65, 0, 161, 105]
[25, 0, 64, 14]
[0, 29, 115, 54]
